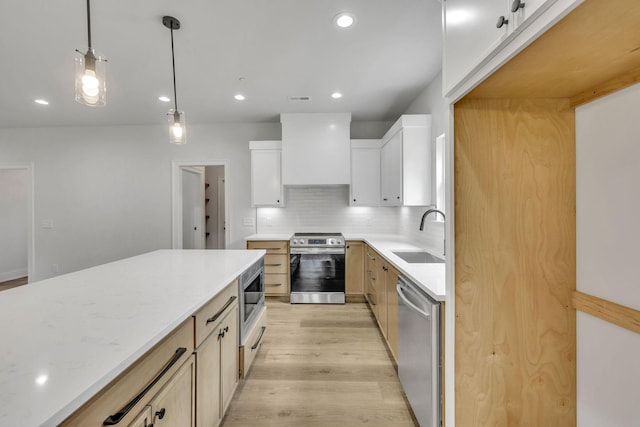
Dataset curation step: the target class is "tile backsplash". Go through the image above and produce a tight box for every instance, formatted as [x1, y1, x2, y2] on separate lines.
[256, 186, 398, 234]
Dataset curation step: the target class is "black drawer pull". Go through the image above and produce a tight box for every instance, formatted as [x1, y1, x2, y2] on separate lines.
[264, 263, 282, 267]
[251, 326, 267, 350]
[103, 347, 187, 425]
[206, 296, 237, 325]
[155, 408, 166, 419]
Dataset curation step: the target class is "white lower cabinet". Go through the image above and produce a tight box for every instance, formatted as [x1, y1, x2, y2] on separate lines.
[196, 305, 239, 427]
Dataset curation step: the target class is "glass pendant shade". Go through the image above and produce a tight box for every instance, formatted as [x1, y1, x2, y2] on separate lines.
[168, 110, 186, 144]
[75, 49, 106, 107]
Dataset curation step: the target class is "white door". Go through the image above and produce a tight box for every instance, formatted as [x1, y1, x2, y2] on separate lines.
[181, 168, 205, 249]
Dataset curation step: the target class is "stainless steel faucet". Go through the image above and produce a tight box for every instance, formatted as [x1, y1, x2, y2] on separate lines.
[419, 208, 446, 256]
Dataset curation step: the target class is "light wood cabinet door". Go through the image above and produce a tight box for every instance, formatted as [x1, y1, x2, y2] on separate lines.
[128, 406, 152, 427]
[376, 262, 388, 338]
[220, 306, 239, 414]
[150, 354, 196, 427]
[247, 240, 290, 297]
[386, 265, 400, 361]
[196, 304, 238, 427]
[196, 325, 222, 427]
[346, 241, 364, 296]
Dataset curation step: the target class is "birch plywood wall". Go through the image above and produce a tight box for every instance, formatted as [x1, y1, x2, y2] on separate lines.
[454, 98, 576, 425]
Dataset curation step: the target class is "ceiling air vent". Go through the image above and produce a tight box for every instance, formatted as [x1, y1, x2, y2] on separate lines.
[287, 96, 311, 102]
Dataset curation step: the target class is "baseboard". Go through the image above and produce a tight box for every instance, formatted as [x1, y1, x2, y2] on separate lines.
[0, 268, 27, 283]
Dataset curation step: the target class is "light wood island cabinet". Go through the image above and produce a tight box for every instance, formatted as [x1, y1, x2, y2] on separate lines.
[61, 281, 240, 427]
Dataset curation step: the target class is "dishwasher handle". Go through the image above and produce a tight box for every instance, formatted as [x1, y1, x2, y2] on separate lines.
[397, 283, 431, 321]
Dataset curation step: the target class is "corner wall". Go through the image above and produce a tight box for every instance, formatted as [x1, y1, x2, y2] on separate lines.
[0, 168, 29, 281]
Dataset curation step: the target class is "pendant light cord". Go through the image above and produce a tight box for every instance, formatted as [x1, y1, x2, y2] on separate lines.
[86, 0, 92, 49]
[170, 28, 178, 112]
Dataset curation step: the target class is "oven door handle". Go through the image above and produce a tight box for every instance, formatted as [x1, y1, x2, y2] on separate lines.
[290, 248, 345, 255]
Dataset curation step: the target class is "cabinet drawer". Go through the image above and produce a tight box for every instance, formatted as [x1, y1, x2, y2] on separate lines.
[247, 240, 288, 254]
[193, 281, 238, 348]
[264, 254, 288, 274]
[265, 273, 289, 295]
[239, 308, 267, 378]
[61, 319, 194, 427]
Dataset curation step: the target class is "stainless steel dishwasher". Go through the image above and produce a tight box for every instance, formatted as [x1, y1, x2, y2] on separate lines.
[397, 275, 441, 427]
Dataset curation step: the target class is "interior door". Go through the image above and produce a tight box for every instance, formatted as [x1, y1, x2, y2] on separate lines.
[181, 167, 205, 249]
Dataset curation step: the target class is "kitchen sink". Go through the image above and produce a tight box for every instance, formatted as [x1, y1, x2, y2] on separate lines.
[391, 251, 445, 264]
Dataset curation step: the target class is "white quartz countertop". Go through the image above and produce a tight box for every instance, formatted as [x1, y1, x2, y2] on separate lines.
[246, 233, 446, 301]
[0, 249, 264, 427]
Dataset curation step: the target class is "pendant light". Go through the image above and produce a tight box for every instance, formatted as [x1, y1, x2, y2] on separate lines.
[163, 16, 186, 145]
[75, 0, 107, 107]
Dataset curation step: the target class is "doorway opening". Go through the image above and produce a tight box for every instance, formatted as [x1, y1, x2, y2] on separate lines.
[172, 161, 228, 249]
[0, 164, 34, 289]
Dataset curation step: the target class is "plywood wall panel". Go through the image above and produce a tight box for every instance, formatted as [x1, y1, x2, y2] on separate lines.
[454, 98, 576, 426]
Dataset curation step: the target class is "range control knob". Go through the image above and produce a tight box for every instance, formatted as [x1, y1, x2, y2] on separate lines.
[292, 239, 298, 245]
[299, 239, 304, 245]
[329, 239, 335, 244]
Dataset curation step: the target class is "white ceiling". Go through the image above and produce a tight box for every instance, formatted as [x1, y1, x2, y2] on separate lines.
[0, 0, 442, 128]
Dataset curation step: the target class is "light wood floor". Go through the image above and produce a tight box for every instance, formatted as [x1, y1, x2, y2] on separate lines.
[0, 277, 28, 292]
[221, 299, 418, 427]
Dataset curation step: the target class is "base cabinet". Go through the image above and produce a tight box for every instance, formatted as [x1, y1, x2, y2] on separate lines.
[196, 305, 238, 427]
[247, 240, 290, 296]
[346, 241, 364, 297]
[145, 354, 196, 427]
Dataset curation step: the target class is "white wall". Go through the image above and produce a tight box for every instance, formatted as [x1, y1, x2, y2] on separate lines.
[398, 72, 447, 252]
[575, 82, 640, 426]
[0, 168, 29, 281]
[0, 123, 280, 281]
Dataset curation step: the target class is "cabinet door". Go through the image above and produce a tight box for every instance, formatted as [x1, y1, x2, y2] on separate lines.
[346, 241, 364, 295]
[444, 0, 511, 94]
[220, 306, 239, 415]
[376, 262, 388, 338]
[512, 0, 556, 29]
[150, 355, 195, 427]
[128, 406, 152, 427]
[386, 266, 400, 361]
[380, 131, 403, 206]
[196, 327, 222, 427]
[350, 147, 381, 206]
[251, 149, 283, 207]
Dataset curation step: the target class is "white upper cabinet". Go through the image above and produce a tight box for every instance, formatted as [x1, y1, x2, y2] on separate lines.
[380, 131, 403, 206]
[281, 113, 351, 185]
[444, 0, 512, 95]
[380, 115, 432, 207]
[350, 139, 382, 207]
[443, 0, 584, 98]
[250, 141, 283, 207]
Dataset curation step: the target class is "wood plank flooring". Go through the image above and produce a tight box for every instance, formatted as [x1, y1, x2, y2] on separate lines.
[0, 277, 28, 292]
[221, 299, 417, 427]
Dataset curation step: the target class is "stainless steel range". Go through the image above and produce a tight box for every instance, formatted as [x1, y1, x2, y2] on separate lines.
[290, 232, 345, 304]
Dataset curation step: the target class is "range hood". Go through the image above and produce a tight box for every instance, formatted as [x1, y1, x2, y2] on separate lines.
[281, 113, 351, 185]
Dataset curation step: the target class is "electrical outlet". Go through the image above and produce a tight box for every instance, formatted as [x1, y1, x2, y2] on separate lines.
[243, 217, 254, 227]
[42, 219, 54, 229]
[52, 264, 59, 273]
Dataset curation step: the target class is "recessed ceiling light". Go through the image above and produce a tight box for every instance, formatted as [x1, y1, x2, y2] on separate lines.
[331, 92, 343, 99]
[234, 94, 246, 101]
[158, 96, 171, 102]
[34, 99, 49, 105]
[334, 13, 355, 28]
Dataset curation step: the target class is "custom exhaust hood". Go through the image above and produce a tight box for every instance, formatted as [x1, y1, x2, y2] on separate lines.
[280, 113, 351, 186]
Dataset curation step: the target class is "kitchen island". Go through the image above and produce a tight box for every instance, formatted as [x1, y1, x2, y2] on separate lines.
[0, 249, 264, 427]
